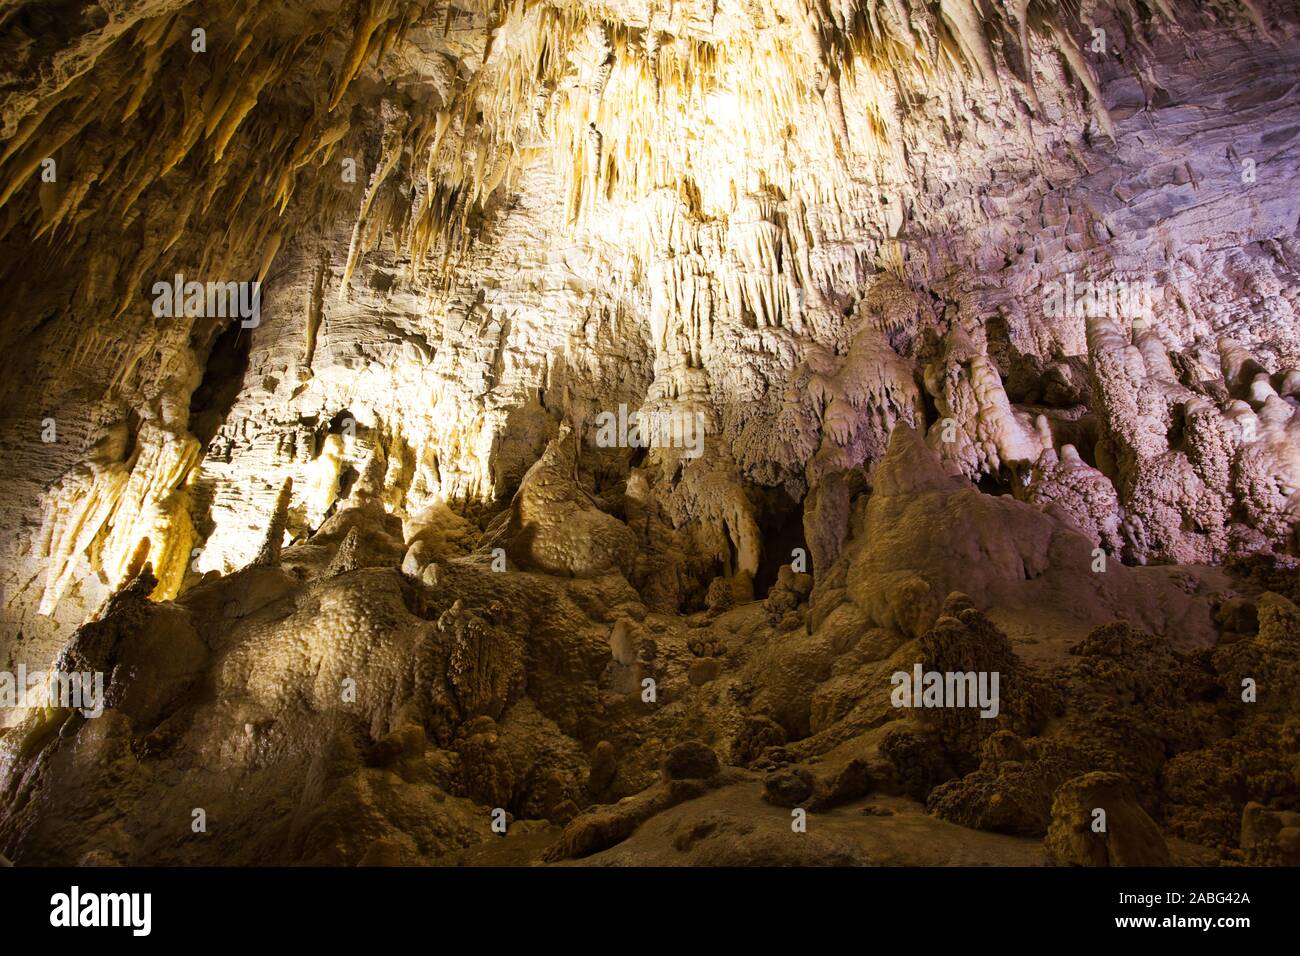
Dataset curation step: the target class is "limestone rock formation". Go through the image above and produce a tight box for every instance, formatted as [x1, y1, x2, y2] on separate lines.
[1045, 771, 1172, 867]
[0, 0, 1298, 868]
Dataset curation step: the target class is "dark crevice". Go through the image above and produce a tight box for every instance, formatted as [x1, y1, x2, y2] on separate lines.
[188, 322, 251, 447]
[753, 488, 808, 598]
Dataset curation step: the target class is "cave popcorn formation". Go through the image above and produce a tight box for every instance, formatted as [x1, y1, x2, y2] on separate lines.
[0, 0, 1297, 867]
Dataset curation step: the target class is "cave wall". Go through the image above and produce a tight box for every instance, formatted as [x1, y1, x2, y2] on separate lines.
[1, 0, 1298, 669]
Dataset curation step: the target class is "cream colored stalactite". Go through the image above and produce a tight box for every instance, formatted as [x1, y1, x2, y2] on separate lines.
[544, 19, 836, 224]
[723, 198, 801, 331]
[33, 320, 207, 613]
[33, 153, 103, 242]
[339, 113, 406, 297]
[1046, 20, 1117, 140]
[97, 424, 202, 603]
[925, 328, 1053, 479]
[3, 0, 1138, 306]
[816, 319, 921, 464]
[391, 0, 922, 289]
[34, 421, 201, 615]
[647, 255, 715, 365]
[330, 0, 404, 111]
[637, 190, 721, 369]
[207, 61, 278, 163]
[1005, 0, 1040, 111]
[0, 0, 188, 143]
[119, 13, 177, 124]
[2, 1, 420, 316]
[305, 250, 328, 371]
[666, 452, 763, 579]
[938, 0, 1002, 91]
[34, 443, 132, 617]
[679, 261, 714, 367]
[422, 390, 496, 502]
[274, 116, 352, 214]
[0, 112, 90, 211]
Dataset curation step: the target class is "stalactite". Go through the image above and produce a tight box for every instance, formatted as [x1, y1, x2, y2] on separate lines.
[1, 0, 1288, 637]
[339, 107, 405, 297]
[330, 0, 403, 111]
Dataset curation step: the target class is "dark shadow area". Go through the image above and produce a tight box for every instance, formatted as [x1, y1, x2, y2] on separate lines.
[188, 323, 251, 447]
[753, 488, 807, 597]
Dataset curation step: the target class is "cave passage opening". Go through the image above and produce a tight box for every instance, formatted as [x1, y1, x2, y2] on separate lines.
[753, 489, 808, 598]
[188, 321, 252, 447]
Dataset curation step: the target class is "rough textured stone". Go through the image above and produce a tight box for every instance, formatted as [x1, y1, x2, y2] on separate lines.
[1045, 772, 1172, 867]
[0, 0, 1297, 871]
[662, 741, 722, 782]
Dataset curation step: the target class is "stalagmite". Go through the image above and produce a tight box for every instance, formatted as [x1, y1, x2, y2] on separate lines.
[327, 526, 362, 575]
[253, 477, 294, 566]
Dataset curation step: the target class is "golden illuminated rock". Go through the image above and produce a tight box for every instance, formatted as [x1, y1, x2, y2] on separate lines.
[0, 0, 1297, 868]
